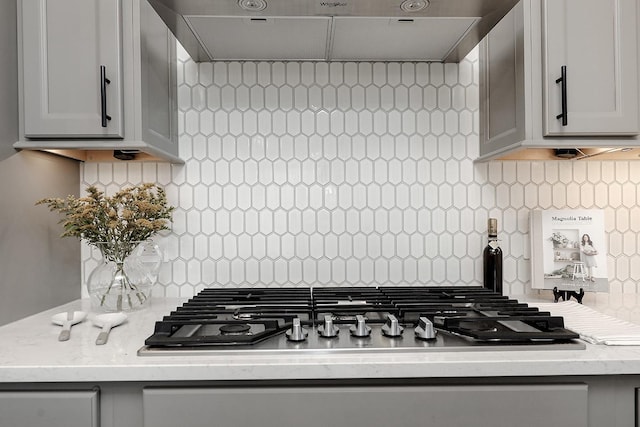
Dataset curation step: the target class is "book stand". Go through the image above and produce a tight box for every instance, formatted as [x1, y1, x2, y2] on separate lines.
[552, 286, 584, 304]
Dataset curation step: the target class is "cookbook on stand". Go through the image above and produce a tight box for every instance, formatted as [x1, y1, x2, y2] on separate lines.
[530, 209, 609, 293]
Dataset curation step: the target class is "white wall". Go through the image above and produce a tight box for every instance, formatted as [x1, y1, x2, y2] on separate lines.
[0, 0, 80, 325]
[81, 45, 640, 321]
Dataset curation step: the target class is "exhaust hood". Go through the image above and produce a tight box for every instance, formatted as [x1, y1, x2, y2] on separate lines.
[147, 0, 519, 62]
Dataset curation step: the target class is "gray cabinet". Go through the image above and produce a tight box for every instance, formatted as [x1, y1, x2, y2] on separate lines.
[543, 0, 638, 137]
[21, 0, 123, 139]
[479, 0, 639, 160]
[0, 376, 638, 427]
[0, 389, 99, 427]
[142, 384, 588, 427]
[15, 0, 180, 163]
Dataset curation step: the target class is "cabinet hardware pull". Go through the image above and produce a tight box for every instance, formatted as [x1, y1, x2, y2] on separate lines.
[100, 65, 112, 127]
[555, 65, 567, 126]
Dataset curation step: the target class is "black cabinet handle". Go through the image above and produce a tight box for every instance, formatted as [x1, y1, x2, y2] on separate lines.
[555, 65, 567, 126]
[100, 65, 112, 127]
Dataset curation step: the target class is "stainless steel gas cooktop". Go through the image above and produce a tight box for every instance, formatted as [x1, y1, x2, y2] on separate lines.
[138, 286, 585, 356]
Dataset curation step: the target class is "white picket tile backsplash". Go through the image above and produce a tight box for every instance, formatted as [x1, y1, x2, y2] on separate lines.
[80, 45, 640, 322]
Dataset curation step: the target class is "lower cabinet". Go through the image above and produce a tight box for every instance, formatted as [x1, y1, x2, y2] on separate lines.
[0, 389, 99, 427]
[142, 384, 588, 427]
[2, 376, 640, 427]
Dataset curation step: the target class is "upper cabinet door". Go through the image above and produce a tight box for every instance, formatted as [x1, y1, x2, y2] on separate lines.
[21, 0, 123, 138]
[543, 0, 638, 136]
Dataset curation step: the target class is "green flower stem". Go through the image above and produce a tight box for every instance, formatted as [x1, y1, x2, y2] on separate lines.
[99, 261, 148, 311]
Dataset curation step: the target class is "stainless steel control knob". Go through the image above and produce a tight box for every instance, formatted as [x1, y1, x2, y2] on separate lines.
[349, 315, 372, 337]
[415, 316, 437, 340]
[285, 317, 308, 342]
[381, 314, 404, 337]
[318, 315, 339, 338]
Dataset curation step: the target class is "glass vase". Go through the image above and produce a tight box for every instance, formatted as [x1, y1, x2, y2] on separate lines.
[87, 241, 162, 312]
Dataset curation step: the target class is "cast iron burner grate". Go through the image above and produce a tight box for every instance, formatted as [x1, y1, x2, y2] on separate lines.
[141, 286, 582, 351]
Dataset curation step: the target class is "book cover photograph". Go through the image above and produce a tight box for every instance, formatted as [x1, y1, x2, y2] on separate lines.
[530, 209, 609, 292]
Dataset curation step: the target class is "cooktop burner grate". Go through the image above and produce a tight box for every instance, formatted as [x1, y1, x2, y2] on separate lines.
[140, 286, 583, 353]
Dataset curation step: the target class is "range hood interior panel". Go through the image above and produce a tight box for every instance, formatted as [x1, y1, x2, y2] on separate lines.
[331, 17, 479, 61]
[149, 0, 514, 19]
[147, 0, 520, 62]
[186, 16, 331, 61]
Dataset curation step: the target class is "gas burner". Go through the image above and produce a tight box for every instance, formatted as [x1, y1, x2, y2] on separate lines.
[220, 323, 252, 335]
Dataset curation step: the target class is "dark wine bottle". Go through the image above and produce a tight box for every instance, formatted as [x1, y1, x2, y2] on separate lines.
[483, 218, 503, 293]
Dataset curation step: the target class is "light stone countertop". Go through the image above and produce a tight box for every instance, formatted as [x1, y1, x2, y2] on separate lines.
[2, 297, 640, 384]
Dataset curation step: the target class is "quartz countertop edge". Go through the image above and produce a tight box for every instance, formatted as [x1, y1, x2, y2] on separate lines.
[2, 298, 640, 383]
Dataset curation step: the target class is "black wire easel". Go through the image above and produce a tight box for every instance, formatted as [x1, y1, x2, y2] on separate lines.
[552, 286, 584, 304]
